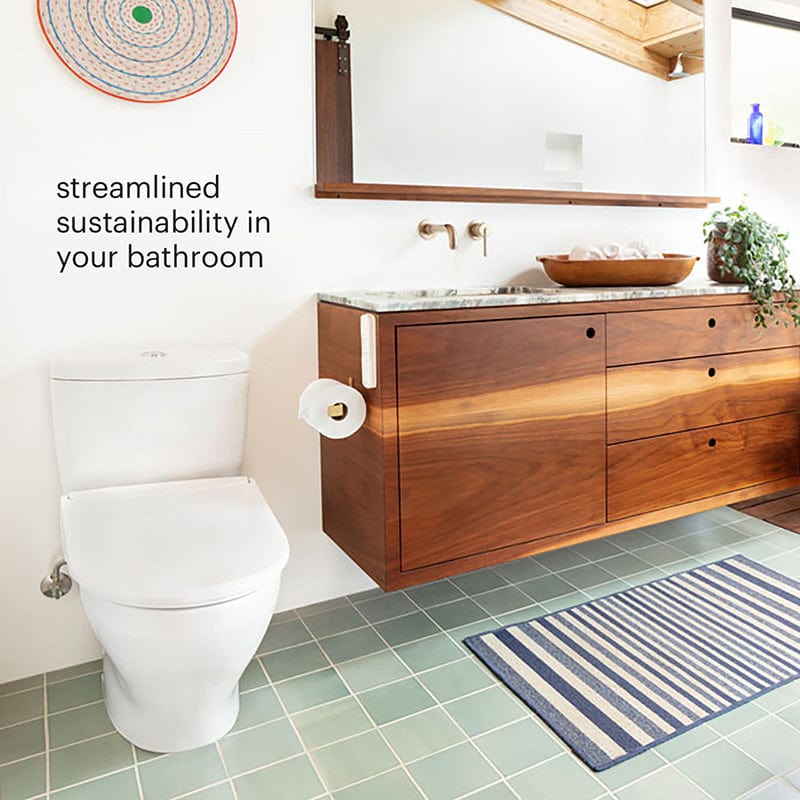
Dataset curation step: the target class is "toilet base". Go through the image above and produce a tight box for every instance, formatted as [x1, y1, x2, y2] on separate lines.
[79, 580, 281, 753]
[103, 657, 240, 753]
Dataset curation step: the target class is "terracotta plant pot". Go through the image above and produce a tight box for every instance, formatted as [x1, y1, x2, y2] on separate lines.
[706, 229, 745, 284]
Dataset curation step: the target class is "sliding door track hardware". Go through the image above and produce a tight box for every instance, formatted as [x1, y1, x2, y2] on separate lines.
[315, 15, 350, 75]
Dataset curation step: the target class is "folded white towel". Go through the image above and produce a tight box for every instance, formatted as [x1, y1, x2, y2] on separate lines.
[626, 240, 664, 259]
[569, 244, 605, 261]
[568, 241, 664, 260]
[601, 242, 625, 259]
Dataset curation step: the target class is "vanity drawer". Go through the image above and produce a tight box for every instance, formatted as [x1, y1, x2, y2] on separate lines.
[607, 413, 800, 520]
[607, 348, 800, 443]
[607, 305, 800, 366]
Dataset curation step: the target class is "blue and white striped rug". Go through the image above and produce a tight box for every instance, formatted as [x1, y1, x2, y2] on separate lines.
[464, 555, 800, 770]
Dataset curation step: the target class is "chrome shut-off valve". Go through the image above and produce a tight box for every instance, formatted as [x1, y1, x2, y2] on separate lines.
[40, 559, 72, 599]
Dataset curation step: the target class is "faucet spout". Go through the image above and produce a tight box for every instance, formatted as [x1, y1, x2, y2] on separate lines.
[443, 224, 458, 250]
[418, 220, 459, 250]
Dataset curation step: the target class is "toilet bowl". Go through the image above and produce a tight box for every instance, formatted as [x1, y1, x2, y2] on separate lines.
[50, 347, 289, 753]
[61, 476, 289, 753]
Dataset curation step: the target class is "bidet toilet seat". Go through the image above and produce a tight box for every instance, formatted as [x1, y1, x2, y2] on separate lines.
[60, 476, 289, 609]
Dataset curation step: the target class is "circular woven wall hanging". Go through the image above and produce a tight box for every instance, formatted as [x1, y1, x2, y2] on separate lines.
[37, 0, 238, 103]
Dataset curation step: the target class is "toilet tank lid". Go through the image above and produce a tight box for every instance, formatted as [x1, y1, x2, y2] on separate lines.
[50, 346, 249, 381]
[60, 477, 290, 609]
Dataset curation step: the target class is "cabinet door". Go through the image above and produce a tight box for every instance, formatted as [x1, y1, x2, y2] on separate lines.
[396, 315, 606, 571]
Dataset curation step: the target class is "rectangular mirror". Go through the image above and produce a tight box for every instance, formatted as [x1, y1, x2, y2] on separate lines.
[315, 0, 707, 200]
[731, 1, 800, 148]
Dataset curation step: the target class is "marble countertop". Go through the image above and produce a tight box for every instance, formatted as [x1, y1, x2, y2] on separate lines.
[318, 283, 750, 313]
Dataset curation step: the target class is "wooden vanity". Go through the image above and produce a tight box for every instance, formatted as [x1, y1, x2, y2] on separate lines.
[317, 290, 800, 590]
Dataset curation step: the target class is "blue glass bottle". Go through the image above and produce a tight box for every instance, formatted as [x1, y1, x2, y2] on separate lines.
[748, 103, 763, 145]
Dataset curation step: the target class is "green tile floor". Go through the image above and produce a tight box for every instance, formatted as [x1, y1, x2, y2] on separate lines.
[2, 506, 800, 800]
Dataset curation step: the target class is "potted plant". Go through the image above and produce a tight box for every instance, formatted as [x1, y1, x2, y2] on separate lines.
[703, 203, 799, 328]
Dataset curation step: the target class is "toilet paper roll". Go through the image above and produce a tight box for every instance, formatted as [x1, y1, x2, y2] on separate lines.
[298, 379, 367, 439]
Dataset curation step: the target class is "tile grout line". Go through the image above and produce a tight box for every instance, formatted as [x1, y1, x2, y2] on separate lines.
[43, 765, 137, 797]
[214, 740, 240, 800]
[167, 779, 237, 800]
[291, 603, 436, 799]
[0, 685, 47, 701]
[0, 668, 103, 702]
[131, 741, 145, 800]
[47, 699, 106, 720]
[0, 698, 108, 735]
[250, 651, 333, 799]
[0, 729, 131, 771]
[0, 715, 49, 734]
[51, 730, 119, 753]
[43, 672, 50, 800]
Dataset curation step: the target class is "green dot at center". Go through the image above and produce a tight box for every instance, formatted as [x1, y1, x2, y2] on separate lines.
[132, 6, 153, 24]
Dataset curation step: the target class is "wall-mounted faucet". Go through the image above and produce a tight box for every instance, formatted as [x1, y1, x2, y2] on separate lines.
[418, 220, 458, 250]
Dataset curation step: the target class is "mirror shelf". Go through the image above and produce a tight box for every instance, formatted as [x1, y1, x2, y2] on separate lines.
[315, 182, 719, 208]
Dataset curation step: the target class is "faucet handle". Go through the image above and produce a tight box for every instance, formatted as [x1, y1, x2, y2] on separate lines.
[468, 221, 492, 257]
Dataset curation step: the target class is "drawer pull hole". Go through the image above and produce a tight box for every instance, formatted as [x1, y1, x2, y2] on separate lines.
[708, 367, 717, 378]
[708, 438, 717, 448]
[585, 327, 596, 339]
[708, 318, 717, 328]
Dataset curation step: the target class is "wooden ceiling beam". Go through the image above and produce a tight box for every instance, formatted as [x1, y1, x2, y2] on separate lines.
[668, 0, 703, 17]
[476, 0, 704, 81]
[645, 28, 704, 59]
[643, 2, 703, 44]
[549, 0, 646, 40]
[475, 0, 670, 79]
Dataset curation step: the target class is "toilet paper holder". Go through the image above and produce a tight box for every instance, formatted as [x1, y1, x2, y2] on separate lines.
[328, 403, 349, 420]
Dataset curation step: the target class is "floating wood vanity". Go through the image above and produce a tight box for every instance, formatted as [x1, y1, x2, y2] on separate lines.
[317, 287, 800, 590]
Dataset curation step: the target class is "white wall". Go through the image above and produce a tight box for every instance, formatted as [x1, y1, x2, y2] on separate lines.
[1, 0, 799, 683]
[317, 0, 705, 194]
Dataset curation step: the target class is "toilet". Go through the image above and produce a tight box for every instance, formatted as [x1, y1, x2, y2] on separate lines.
[50, 347, 289, 753]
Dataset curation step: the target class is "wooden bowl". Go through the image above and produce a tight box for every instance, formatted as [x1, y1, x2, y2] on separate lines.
[536, 253, 699, 287]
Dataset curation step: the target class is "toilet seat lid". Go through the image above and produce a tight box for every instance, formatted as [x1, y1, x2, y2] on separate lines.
[60, 477, 289, 609]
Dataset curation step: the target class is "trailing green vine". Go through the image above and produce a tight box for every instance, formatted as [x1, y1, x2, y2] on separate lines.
[703, 203, 798, 328]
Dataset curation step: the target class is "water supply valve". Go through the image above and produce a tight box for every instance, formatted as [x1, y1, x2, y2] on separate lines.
[40, 559, 72, 599]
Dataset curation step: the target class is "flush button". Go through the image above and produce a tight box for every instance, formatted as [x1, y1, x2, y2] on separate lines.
[141, 350, 167, 358]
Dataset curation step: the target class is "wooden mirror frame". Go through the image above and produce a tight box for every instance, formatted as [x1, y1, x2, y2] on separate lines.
[314, 15, 719, 208]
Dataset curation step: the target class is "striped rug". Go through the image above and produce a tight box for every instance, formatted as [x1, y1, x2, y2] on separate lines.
[464, 555, 800, 770]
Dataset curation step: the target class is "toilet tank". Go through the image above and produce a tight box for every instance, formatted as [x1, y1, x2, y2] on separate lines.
[51, 347, 250, 493]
